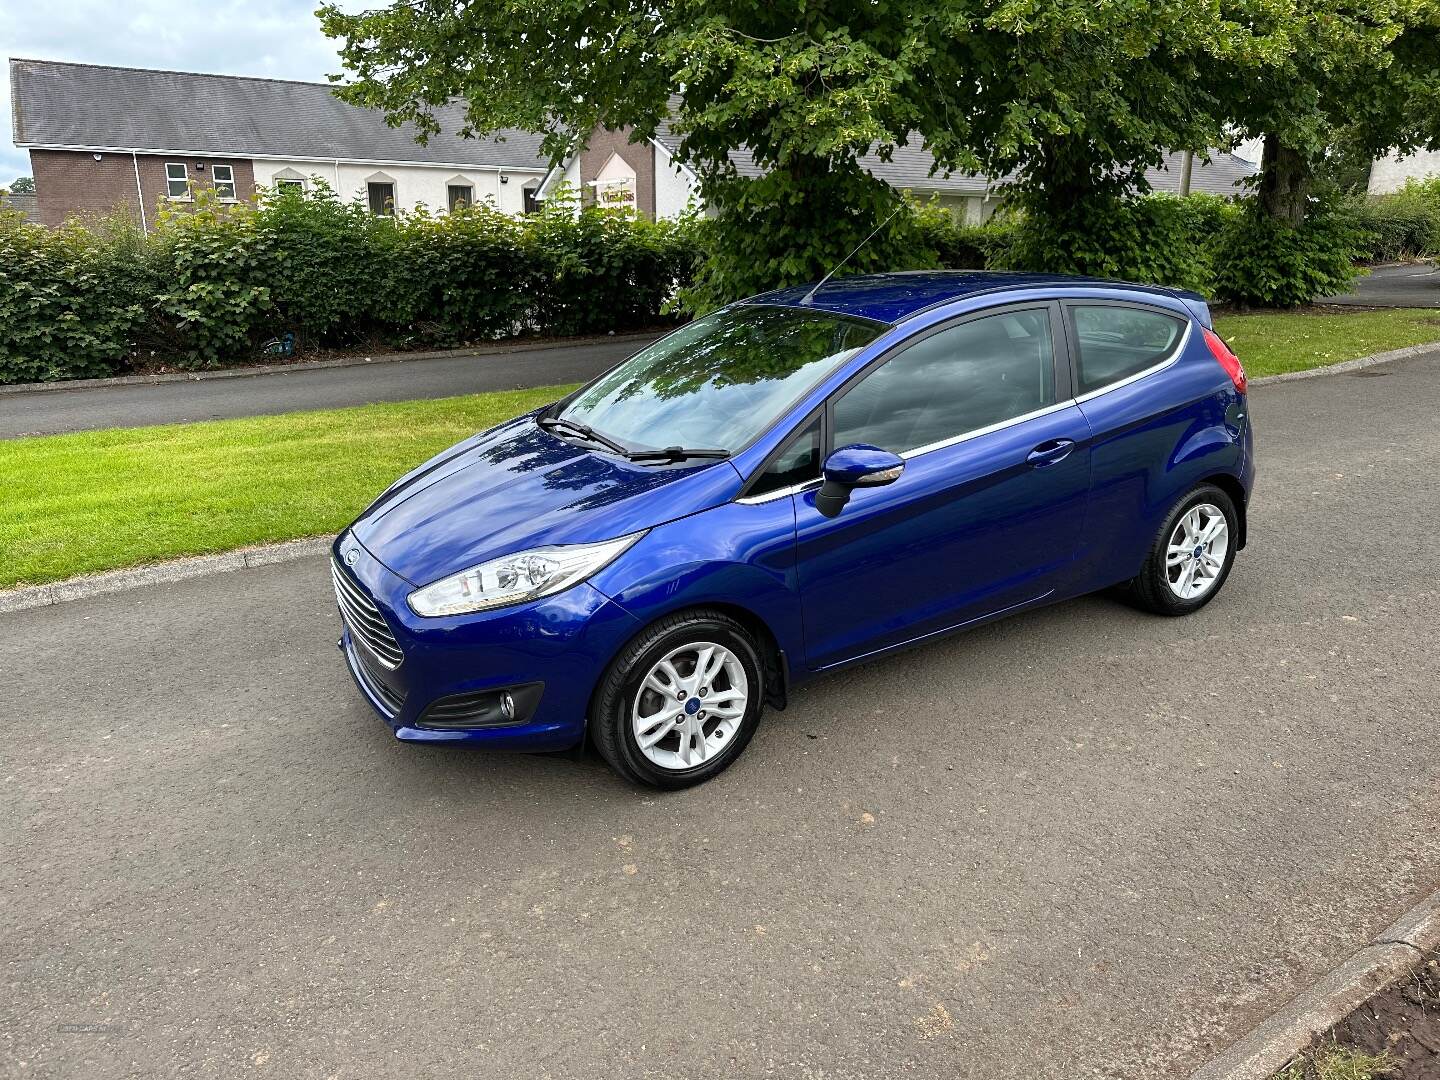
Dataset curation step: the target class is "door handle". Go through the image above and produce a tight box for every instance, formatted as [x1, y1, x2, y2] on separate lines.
[1027, 439, 1076, 468]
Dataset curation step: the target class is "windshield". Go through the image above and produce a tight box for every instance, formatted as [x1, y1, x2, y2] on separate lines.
[555, 305, 886, 454]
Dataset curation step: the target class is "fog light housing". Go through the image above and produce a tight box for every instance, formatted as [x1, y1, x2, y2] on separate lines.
[417, 683, 542, 730]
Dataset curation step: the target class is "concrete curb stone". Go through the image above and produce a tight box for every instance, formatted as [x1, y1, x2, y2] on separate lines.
[1188, 887, 1440, 1079]
[1249, 342, 1440, 386]
[0, 330, 662, 397]
[0, 537, 335, 614]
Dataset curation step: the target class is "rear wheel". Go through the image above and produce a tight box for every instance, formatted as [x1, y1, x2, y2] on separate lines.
[591, 610, 764, 789]
[1123, 483, 1239, 615]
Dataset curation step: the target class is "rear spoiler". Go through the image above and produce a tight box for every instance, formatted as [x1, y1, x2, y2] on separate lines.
[1170, 288, 1214, 329]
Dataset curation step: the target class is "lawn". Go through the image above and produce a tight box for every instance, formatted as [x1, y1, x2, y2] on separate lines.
[0, 385, 575, 590]
[1215, 307, 1440, 378]
[4, 306, 1439, 591]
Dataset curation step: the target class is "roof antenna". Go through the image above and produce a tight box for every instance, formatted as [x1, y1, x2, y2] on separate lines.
[800, 203, 905, 305]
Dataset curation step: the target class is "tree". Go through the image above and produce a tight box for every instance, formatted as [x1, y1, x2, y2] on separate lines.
[318, 0, 1290, 304]
[1225, 1, 1440, 225]
[7, 176, 35, 193]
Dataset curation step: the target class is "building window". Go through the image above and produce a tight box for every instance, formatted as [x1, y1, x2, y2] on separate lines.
[447, 184, 473, 211]
[523, 185, 541, 214]
[212, 164, 236, 201]
[368, 182, 396, 216]
[165, 162, 190, 199]
[273, 178, 305, 195]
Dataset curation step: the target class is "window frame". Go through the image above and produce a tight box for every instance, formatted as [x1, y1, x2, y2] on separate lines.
[1060, 299, 1191, 401]
[273, 177, 305, 195]
[447, 184, 474, 211]
[825, 300, 1071, 464]
[211, 163, 237, 201]
[367, 181, 397, 216]
[164, 162, 190, 200]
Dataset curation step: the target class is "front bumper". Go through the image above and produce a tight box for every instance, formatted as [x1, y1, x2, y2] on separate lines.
[331, 534, 641, 750]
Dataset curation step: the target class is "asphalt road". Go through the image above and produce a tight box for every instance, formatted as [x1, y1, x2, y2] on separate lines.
[0, 335, 656, 439]
[4, 351, 1440, 1079]
[1324, 261, 1440, 307]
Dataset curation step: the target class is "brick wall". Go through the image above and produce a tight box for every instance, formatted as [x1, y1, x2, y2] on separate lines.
[28, 149, 257, 228]
[577, 128, 657, 219]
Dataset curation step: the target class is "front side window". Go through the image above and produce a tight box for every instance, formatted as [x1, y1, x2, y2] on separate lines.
[212, 164, 236, 200]
[833, 308, 1055, 456]
[274, 178, 305, 195]
[368, 182, 396, 216]
[447, 184, 473, 211]
[749, 415, 822, 498]
[557, 305, 885, 455]
[165, 162, 189, 199]
[1070, 305, 1185, 395]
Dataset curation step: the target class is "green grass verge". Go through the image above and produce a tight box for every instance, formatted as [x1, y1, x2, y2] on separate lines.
[0, 385, 575, 590]
[1274, 1045, 1391, 1080]
[5, 307, 1440, 591]
[1215, 307, 1440, 378]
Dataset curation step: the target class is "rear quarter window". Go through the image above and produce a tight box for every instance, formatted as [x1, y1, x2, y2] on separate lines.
[1070, 305, 1186, 395]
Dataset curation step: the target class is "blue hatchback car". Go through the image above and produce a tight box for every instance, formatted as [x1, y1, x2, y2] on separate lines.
[332, 271, 1253, 788]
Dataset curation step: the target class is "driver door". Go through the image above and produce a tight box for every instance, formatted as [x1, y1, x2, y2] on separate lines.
[792, 303, 1092, 670]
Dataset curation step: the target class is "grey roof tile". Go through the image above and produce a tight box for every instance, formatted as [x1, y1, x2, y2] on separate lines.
[9, 58, 551, 170]
[0, 190, 39, 224]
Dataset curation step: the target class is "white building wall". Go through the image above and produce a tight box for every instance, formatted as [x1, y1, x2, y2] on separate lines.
[654, 144, 700, 219]
[251, 159, 546, 215]
[1369, 149, 1440, 195]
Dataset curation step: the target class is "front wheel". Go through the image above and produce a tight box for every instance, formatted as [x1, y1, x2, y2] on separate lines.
[590, 610, 765, 789]
[1122, 483, 1239, 615]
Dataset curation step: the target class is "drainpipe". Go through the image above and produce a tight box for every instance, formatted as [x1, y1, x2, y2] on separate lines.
[334, 159, 341, 195]
[132, 151, 148, 234]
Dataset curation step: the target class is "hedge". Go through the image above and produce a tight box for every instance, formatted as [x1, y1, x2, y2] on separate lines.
[0, 185, 702, 384]
[1348, 178, 1440, 263]
[1, 178, 1415, 385]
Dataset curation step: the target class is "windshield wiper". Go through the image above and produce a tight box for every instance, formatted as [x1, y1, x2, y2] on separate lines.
[537, 415, 631, 457]
[626, 446, 732, 462]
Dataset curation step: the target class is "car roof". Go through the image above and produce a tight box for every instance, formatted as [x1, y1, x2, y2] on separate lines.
[741, 270, 1192, 325]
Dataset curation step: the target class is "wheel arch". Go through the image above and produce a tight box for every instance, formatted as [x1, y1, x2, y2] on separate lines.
[584, 600, 791, 752]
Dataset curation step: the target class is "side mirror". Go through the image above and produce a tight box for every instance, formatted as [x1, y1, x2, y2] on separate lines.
[815, 444, 905, 518]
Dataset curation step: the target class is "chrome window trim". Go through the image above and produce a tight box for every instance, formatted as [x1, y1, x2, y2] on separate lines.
[736, 478, 822, 506]
[899, 397, 1076, 461]
[1071, 315, 1191, 404]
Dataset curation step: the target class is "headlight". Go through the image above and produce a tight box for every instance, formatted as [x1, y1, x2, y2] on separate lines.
[407, 532, 645, 617]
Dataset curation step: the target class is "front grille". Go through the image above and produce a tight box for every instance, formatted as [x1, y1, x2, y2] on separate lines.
[331, 558, 404, 669]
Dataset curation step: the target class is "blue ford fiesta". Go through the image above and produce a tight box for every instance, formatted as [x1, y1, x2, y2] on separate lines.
[332, 271, 1253, 788]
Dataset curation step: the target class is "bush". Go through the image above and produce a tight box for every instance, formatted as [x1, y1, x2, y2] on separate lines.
[909, 196, 1016, 270]
[1211, 196, 1368, 307]
[0, 212, 148, 383]
[999, 192, 1238, 293]
[0, 187, 703, 384]
[1349, 178, 1440, 263]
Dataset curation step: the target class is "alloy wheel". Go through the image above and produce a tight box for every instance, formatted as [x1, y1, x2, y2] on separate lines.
[631, 641, 749, 771]
[1165, 502, 1230, 600]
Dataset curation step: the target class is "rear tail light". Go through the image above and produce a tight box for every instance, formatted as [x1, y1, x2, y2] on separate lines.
[1202, 327, 1246, 394]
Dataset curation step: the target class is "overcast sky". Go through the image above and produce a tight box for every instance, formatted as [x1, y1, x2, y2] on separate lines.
[1, 0, 357, 183]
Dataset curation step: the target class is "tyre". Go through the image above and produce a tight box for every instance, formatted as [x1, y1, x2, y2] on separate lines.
[1122, 483, 1239, 616]
[590, 609, 765, 789]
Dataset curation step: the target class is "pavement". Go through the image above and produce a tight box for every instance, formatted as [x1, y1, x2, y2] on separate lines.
[1324, 261, 1440, 307]
[3, 350, 1440, 1079]
[0, 335, 656, 439]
